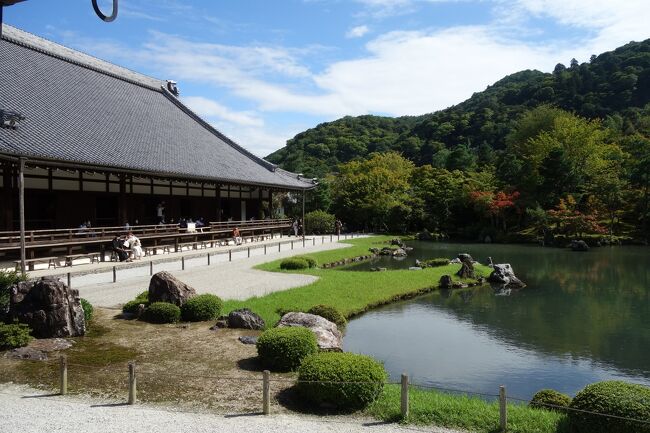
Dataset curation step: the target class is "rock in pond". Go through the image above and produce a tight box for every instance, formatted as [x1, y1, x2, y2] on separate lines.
[456, 254, 476, 279]
[10, 277, 85, 338]
[148, 271, 196, 306]
[439, 275, 453, 288]
[570, 240, 589, 252]
[278, 312, 342, 351]
[227, 309, 265, 330]
[392, 248, 407, 257]
[488, 264, 526, 288]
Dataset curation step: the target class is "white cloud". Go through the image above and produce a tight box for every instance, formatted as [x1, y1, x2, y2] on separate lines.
[182, 96, 264, 127]
[346, 25, 370, 38]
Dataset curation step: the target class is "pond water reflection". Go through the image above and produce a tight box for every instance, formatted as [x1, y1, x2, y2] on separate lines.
[342, 242, 650, 399]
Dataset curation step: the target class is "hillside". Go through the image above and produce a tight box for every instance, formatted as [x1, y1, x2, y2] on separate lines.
[267, 39, 650, 179]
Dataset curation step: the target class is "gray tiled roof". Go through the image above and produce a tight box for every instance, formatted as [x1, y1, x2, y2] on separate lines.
[0, 25, 313, 190]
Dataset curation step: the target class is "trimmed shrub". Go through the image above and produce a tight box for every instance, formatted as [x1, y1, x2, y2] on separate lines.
[256, 326, 318, 371]
[294, 256, 317, 268]
[180, 294, 223, 322]
[298, 352, 387, 411]
[307, 305, 346, 327]
[122, 291, 149, 314]
[80, 298, 94, 323]
[420, 258, 450, 267]
[569, 381, 650, 433]
[304, 210, 335, 235]
[280, 257, 309, 270]
[0, 270, 26, 321]
[142, 302, 181, 324]
[0, 323, 33, 350]
[529, 389, 571, 411]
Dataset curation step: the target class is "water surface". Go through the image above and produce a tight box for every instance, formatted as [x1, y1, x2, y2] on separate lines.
[343, 242, 650, 399]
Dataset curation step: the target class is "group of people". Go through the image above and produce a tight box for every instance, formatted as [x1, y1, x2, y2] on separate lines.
[111, 232, 143, 262]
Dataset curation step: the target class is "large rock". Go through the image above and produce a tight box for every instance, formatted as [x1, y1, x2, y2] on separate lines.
[456, 254, 475, 279]
[227, 309, 265, 330]
[392, 248, 407, 257]
[488, 264, 526, 288]
[570, 240, 589, 252]
[439, 275, 453, 288]
[148, 271, 196, 306]
[278, 312, 342, 351]
[9, 277, 85, 338]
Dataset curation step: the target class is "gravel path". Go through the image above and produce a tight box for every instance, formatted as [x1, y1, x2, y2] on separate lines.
[0, 383, 462, 433]
[73, 239, 353, 307]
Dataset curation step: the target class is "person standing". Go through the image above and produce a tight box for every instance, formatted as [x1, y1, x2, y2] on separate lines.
[292, 219, 299, 237]
[156, 201, 166, 224]
[335, 219, 342, 236]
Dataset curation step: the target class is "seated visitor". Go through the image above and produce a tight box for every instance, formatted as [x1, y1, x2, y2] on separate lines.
[127, 232, 143, 260]
[233, 227, 242, 245]
[111, 235, 129, 262]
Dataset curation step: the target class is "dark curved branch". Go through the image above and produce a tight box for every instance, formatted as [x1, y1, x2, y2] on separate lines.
[91, 0, 118, 22]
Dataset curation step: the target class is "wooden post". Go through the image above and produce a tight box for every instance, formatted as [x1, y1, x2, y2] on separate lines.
[291, 241, 294, 250]
[181, 256, 185, 270]
[248, 247, 250, 258]
[322, 236, 324, 244]
[278, 242, 281, 252]
[330, 234, 333, 242]
[264, 244, 267, 255]
[401, 373, 409, 419]
[263, 370, 270, 415]
[112, 266, 116, 283]
[67, 272, 71, 288]
[312, 237, 315, 246]
[59, 355, 67, 395]
[207, 253, 211, 265]
[303, 237, 306, 248]
[499, 385, 507, 432]
[18, 158, 26, 276]
[128, 362, 137, 405]
[229, 250, 232, 262]
[149, 261, 153, 276]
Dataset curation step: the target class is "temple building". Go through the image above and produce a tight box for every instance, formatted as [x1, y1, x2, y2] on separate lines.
[0, 25, 314, 231]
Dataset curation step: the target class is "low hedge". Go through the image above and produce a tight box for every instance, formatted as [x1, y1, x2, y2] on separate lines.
[123, 291, 149, 314]
[294, 256, 317, 268]
[142, 302, 181, 324]
[569, 381, 650, 433]
[180, 294, 223, 322]
[529, 389, 571, 411]
[297, 352, 387, 411]
[307, 305, 346, 327]
[280, 257, 310, 270]
[256, 326, 318, 371]
[80, 298, 94, 323]
[0, 323, 33, 350]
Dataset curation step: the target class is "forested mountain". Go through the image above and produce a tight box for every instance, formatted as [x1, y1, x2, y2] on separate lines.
[268, 39, 650, 178]
[269, 39, 650, 241]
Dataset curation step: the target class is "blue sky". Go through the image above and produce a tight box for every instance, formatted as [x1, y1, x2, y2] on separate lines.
[5, 0, 650, 156]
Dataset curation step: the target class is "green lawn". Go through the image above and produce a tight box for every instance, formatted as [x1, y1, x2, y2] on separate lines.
[223, 235, 491, 327]
[368, 385, 569, 433]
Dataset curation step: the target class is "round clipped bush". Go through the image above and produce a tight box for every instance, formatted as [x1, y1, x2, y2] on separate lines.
[180, 294, 223, 322]
[80, 298, 94, 323]
[304, 210, 335, 235]
[142, 302, 181, 324]
[122, 291, 150, 314]
[256, 326, 318, 371]
[307, 305, 346, 327]
[298, 352, 387, 411]
[294, 256, 317, 268]
[280, 257, 309, 270]
[529, 389, 571, 411]
[569, 381, 650, 433]
[0, 323, 33, 350]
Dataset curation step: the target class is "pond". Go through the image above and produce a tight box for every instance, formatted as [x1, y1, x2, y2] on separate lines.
[342, 242, 650, 400]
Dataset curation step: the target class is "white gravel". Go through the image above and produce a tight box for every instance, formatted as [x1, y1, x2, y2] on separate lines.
[0, 383, 463, 433]
[73, 239, 352, 307]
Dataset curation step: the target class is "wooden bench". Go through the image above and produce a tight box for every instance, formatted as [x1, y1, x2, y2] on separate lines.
[144, 245, 172, 256]
[15, 256, 59, 271]
[64, 253, 101, 267]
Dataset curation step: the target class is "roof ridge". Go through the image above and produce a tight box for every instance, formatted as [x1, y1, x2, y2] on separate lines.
[159, 88, 285, 174]
[0, 24, 163, 91]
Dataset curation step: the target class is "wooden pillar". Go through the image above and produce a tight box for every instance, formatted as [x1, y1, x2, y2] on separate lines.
[18, 158, 26, 275]
[216, 184, 222, 222]
[269, 190, 274, 219]
[1, 162, 14, 230]
[118, 174, 127, 225]
[258, 188, 263, 219]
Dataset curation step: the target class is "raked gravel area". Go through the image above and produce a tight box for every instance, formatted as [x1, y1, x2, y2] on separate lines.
[0, 383, 463, 433]
[72, 238, 353, 308]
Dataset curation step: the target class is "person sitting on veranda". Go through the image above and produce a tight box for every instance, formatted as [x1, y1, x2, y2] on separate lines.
[233, 227, 243, 245]
[126, 232, 143, 260]
[111, 235, 130, 262]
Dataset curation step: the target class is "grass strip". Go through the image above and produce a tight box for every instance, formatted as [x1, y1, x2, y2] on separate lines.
[223, 236, 491, 327]
[367, 385, 569, 433]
